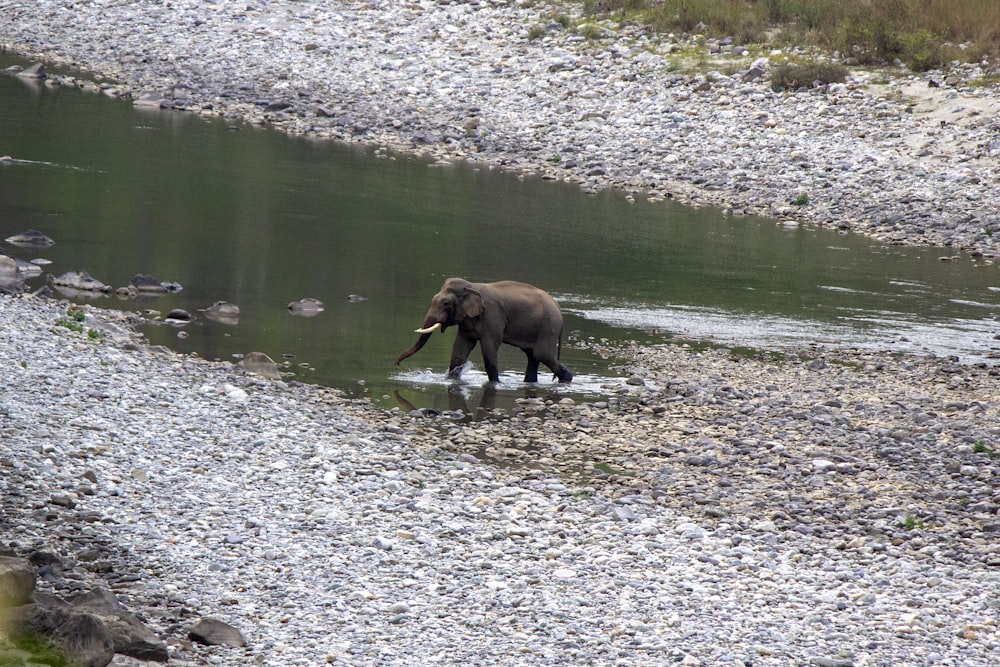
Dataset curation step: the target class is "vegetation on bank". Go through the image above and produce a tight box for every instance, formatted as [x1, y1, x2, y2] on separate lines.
[556, 0, 1000, 73]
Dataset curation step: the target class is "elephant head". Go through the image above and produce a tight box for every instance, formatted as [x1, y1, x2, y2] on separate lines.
[395, 278, 483, 365]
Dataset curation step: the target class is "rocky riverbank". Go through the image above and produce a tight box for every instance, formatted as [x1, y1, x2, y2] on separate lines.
[2, 0, 1000, 257]
[3, 292, 1000, 666]
[3, 1, 1000, 665]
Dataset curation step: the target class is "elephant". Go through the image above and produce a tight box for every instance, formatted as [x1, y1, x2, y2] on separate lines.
[395, 278, 574, 384]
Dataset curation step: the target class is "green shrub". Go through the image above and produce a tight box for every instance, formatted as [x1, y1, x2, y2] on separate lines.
[577, 23, 605, 40]
[897, 29, 944, 72]
[56, 318, 85, 333]
[770, 61, 849, 91]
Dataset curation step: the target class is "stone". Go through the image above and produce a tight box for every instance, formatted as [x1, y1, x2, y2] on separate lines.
[0, 557, 35, 606]
[203, 300, 241, 324]
[0, 255, 20, 287]
[50, 271, 111, 293]
[71, 588, 169, 662]
[129, 273, 167, 292]
[16, 63, 46, 79]
[809, 658, 854, 667]
[13, 598, 115, 667]
[286, 297, 325, 317]
[4, 229, 55, 247]
[239, 351, 281, 380]
[164, 309, 192, 322]
[188, 617, 246, 647]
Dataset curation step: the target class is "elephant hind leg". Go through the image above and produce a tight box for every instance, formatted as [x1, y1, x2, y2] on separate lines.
[553, 364, 573, 383]
[534, 349, 573, 383]
[522, 349, 540, 383]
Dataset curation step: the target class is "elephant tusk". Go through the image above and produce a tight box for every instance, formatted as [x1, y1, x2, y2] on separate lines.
[414, 322, 442, 334]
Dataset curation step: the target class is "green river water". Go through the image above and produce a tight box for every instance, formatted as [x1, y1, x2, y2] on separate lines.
[2, 59, 997, 413]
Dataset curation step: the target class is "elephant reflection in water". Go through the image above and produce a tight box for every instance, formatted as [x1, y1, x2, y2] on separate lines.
[395, 278, 573, 384]
[392, 384, 499, 416]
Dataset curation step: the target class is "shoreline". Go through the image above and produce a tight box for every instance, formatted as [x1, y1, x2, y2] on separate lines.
[1, 0, 999, 258]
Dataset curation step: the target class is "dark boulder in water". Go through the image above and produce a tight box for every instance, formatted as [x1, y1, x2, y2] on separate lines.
[164, 309, 193, 323]
[51, 271, 111, 293]
[15, 62, 47, 79]
[130, 273, 168, 293]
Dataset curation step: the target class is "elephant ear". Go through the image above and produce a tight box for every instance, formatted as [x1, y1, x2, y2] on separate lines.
[460, 286, 484, 320]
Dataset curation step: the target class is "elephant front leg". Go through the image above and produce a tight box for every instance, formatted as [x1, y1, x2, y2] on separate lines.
[479, 338, 502, 383]
[448, 335, 477, 380]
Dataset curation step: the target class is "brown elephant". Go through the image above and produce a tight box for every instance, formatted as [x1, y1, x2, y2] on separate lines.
[395, 278, 573, 384]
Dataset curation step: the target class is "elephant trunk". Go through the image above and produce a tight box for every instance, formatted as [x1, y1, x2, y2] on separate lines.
[395, 332, 432, 365]
[396, 315, 445, 365]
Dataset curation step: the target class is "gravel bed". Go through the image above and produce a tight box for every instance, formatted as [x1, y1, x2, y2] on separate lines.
[3, 2, 1000, 665]
[1, 0, 999, 257]
[3, 293, 1000, 666]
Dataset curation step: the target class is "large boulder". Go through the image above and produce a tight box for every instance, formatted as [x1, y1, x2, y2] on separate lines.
[50, 271, 112, 293]
[4, 229, 55, 247]
[13, 598, 115, 667]
[0, 557, 35, 606]
[71, 588, 169, 662]
[239, 352, 281, 380]
[5, 588, 168, 666]
[188, 617, 245, 647]
[0, 255, 26, 294]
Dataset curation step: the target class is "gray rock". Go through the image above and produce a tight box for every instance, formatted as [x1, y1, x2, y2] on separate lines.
[164, 308, 192, 323]
[203, 300, 241, 325]
[5, 229, 55, 247]
[239, 351, 281, 380]
[16, 62, 46, 79]
[129, 273, 168, 293]
[71, 588, 169, 662]
[188, 617, 246, 647]
[0, 557, 36, 606]
[809, 658, 854, 667]
[50, 271, 111, 293]
[286, 297, 324, 317]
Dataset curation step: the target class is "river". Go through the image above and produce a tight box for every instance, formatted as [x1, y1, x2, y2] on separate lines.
[2, 58, 997, 413]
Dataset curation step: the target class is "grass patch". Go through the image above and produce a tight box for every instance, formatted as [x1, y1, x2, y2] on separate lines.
[56, 309, 103, 341]
[577, 23, 605, 40]
[973, 439, 996, 457]
[2, 632, 68, 667]
[56, 318, 85, 334]
[582, 0, 1000, 71]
